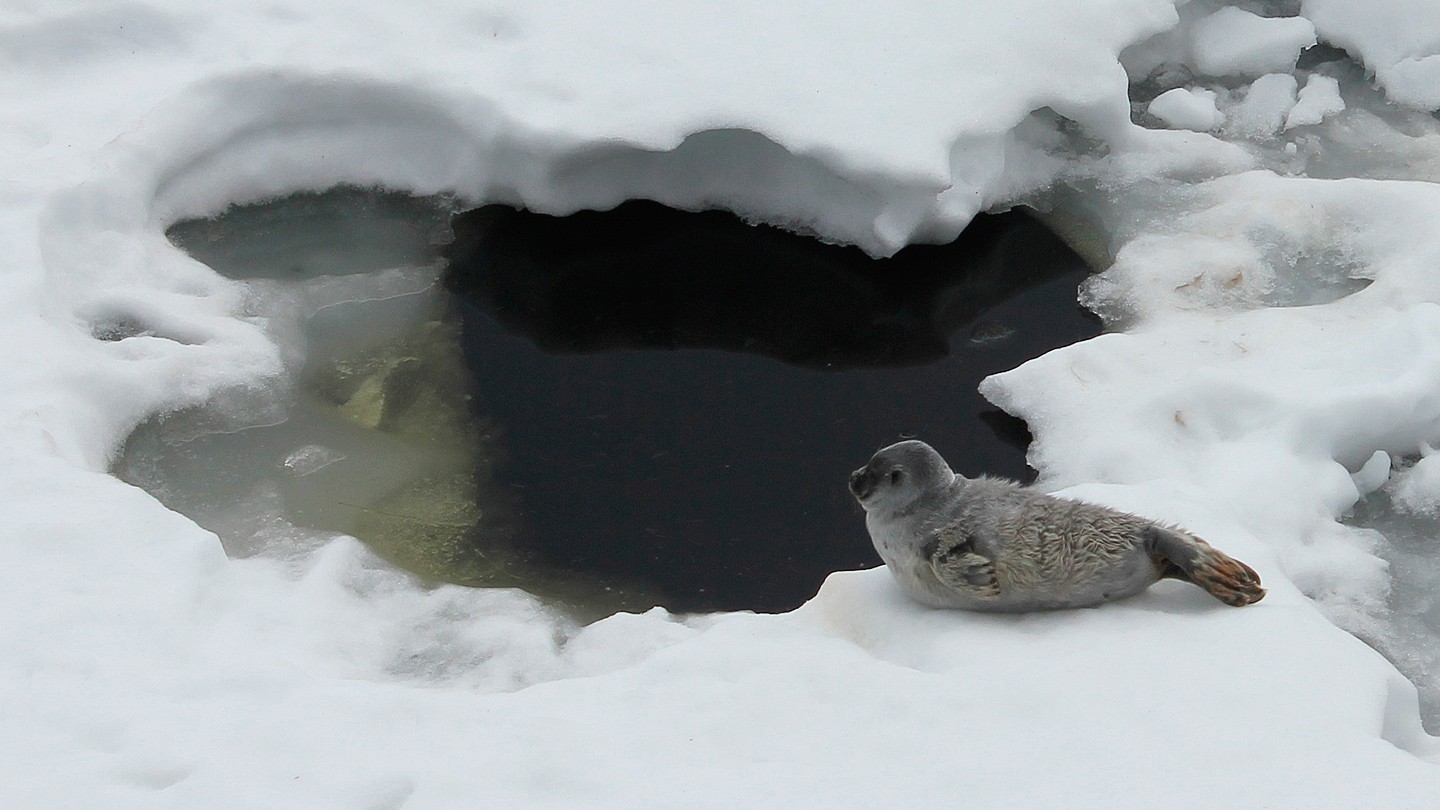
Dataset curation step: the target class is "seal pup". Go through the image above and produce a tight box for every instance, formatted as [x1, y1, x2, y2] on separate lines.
[849, 440, 1265, 612]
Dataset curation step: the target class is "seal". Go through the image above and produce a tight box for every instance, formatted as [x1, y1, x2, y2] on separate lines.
[849, 440, 1265, 611]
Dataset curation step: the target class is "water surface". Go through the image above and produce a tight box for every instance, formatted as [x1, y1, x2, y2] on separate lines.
[122, 189, 1100, 615]
[445, 201, 1099, 612]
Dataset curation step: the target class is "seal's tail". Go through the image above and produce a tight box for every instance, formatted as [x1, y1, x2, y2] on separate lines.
[1143, 526, 1266, 607]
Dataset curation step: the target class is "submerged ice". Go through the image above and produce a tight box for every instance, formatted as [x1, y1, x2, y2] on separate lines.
[126, 190, 665, 617]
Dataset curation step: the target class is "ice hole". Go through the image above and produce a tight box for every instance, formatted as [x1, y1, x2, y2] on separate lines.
[119, 188, 1099, 616]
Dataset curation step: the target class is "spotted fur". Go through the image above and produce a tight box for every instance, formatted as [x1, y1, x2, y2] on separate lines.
[850, 440, 1266, 612]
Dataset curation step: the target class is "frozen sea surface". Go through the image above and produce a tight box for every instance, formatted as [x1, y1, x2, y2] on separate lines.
[7, 1, 1440, 807]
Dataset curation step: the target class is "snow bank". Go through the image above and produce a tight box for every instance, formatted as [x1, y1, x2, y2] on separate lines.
[5, 1, 1440, 808]
[29, 0, 1186, 261]
[1304, 0, 1440, 109]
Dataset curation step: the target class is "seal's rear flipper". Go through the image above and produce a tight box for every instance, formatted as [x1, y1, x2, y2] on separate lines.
[1142, 526, 1265, 607]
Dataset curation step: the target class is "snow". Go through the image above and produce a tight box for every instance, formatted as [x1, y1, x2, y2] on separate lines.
[1190, 7, 1317, 77]
[1148, 87, 1224, 131]
[6, 1, 1440, 808]
[1225, 73, 1299, 139]
[1304, 0, 1440, 109]
[1392, 451, 1440, 516]
[1286, 73, 1346, 129]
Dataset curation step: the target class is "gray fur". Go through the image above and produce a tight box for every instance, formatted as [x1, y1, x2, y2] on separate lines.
[849, 440, 1265, 612]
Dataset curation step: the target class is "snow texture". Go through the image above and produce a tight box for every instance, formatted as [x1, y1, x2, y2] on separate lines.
[1304, 0, 1440, 109]
[1149, 87, 1225, 131]
[1190, 7, 1317, 77]
[1286, 73, 1346, 129]
[1226, 72, 1300, 139]
[5, 1, 1440, 808]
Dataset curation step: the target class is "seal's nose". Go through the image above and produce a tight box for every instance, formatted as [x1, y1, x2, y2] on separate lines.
[849, 467, 874, 501]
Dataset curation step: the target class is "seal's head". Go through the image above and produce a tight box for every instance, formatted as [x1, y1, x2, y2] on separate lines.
[849, 440, 954, 511]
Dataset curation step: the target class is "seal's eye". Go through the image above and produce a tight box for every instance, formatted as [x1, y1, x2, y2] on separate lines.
[888, 469, 903, 485]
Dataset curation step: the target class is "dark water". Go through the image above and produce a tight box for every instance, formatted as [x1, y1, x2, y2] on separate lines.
[444, 201, 1099, 613]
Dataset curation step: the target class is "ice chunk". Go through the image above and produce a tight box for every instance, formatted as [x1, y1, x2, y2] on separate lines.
[1226, 73, 1299, 138]
[1286, 74, 1346, 129]
[1392, 452, 1440, 515]
[1148, 87, 1224, 131]
[1352, 450, 1392, 497]
[1190, 8, 1317, 76]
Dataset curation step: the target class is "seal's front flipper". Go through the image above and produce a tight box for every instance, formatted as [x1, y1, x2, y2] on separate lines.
[927, 528, 1001, 598]
[1142, 526, 1265, 607]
